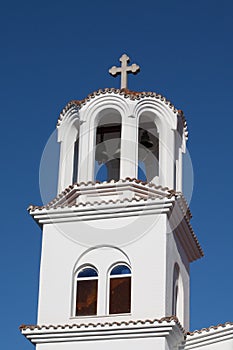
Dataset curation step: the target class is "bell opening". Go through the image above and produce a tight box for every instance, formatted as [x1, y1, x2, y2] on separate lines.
[95, 112, 121, 182]
[138, 116, 159, 183]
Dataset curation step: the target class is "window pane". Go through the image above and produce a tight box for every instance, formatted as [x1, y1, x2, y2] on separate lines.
[76, 280, 98, 316]
[109, 277, 131, 314]
[110, 265, 131, 275]
[77, 267, 98, 278]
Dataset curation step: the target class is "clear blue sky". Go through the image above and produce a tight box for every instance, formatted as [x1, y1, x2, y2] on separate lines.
[1, 1, 233, 349]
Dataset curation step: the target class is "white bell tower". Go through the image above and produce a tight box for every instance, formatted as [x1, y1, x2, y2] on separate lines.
[21, 54, 203, 350]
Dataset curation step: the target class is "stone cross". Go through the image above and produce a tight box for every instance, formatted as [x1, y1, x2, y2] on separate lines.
[109, 54, 140, 89]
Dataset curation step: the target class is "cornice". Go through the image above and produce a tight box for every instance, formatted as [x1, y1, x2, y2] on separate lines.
[20, 316, 185, 345]
[28, 179, 203, 261]
[185, 322, 233, 349]
[57, 88, 188, 139]
[28, 178, 184, 212]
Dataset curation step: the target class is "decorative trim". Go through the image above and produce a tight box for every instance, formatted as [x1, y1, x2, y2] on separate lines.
[20, 316, 185, 344]
[27, 179, 203, 261]
[28, 178, 182, 212]
[185, 322, 233, 349]
[187, 321, 233, 335]
[56, 88, 188, 139]
[20, 315, 182, 331]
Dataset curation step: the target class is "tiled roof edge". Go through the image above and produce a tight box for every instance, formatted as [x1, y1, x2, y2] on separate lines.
[27, 178, 175, 212]
[187, 321, 233, 336]
[20, 316, 183, 332]
[57, 88, 188, 132]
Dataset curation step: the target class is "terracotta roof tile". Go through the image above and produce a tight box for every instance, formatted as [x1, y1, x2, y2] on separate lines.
[20, 316, 183, 332]
[57, 88, 188, 137]
[187, 321, 233, 336]
[27, 178, 175, 212]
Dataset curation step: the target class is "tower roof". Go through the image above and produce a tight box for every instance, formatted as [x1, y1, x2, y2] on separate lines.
[57, 88, 188, 139]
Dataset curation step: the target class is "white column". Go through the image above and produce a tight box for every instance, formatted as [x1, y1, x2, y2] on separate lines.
[120, 117, 138, 179]
[177, 147, 183, 192]
[160, 126, 175, 189]
[78, 121, 95, 182]
[57, 126, 78, 193]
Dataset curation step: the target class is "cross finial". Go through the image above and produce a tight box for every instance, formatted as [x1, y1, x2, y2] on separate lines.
[109, 54, 140, 89]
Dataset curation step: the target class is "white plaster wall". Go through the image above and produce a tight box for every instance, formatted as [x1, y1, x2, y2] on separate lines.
[200, 339, 233, 350]
[185, 338, 233, 350]
[37, 337, 166, 350]
[166, 220, 190, 330]
[37, 213, 168, 324]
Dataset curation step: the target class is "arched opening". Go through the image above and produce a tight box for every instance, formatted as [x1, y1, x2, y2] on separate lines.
[172, 264, 179, 316]
[95, 111, 121, 182]
[75, 266, 98, 316]
[109, 264, 131, 314]
[138, 114, 159, 182]
[172, 263, 184, 324]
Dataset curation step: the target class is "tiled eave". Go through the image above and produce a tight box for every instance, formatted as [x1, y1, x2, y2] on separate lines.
[20, 316, 185, 345]
[185, 322, 233, 349]
[28, 178, 191, 218]
[57, 88, 188, 139]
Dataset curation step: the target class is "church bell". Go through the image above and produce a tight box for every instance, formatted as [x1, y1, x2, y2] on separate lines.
[140, 130, 153, 148]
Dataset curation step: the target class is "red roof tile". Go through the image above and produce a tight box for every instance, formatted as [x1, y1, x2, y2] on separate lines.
[57, 88, 188, 137]
[20, 316, 183, 332]
[187, 321, 233, 336]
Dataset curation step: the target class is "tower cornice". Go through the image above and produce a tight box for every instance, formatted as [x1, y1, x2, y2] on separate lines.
[28, 179, 203, 262]
[57, 88, 188, 140]
[20, 316, 185, 346]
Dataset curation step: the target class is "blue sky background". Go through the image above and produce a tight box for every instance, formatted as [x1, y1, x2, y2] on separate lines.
[1, 1, 233, 349]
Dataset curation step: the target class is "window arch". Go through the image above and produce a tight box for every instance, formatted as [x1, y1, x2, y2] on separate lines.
[138, 114, 159, 182]
[109, 264, 131, 314]
[75, 266, 98, 316]
[95, 110, 121, 182]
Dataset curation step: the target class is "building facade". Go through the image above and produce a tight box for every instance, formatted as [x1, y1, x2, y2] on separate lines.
[20, 56, 233, 350]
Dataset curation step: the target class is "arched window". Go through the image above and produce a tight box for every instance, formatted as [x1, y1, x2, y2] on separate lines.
[109, 264, 131, 314]
[95, 111, 121, 182]
[138, 115, 159, 182]
[75, 266, 98, 316]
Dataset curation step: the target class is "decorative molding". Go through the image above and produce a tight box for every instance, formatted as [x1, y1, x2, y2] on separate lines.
[185, 322, 233, 349]
[20, 317, 185, 345]
[56, 88, 188, 139]
[27, 179, 203, 261]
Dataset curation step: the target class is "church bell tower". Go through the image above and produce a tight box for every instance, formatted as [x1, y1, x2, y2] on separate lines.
[21, 55, 203, 350]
